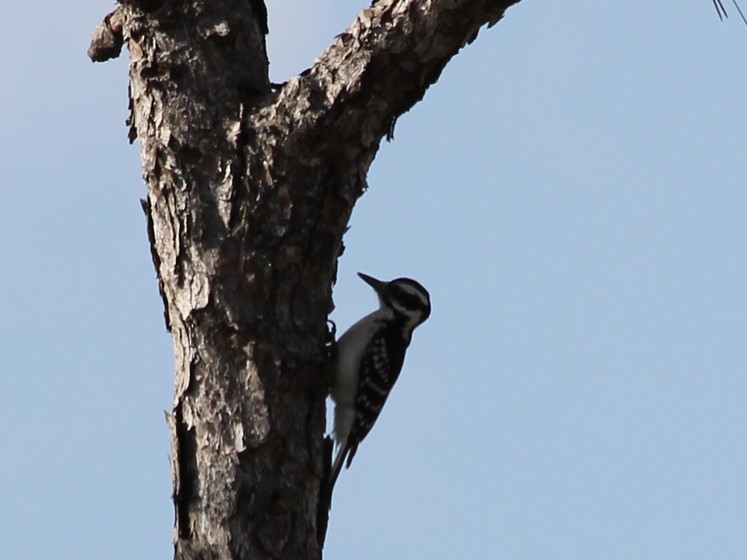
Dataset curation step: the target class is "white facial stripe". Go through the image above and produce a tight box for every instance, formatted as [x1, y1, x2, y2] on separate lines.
[391, 299, 421, 316]
[394, 282, 430, 309]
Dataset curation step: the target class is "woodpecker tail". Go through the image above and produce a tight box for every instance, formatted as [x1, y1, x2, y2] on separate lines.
[326, 444, 348, 510]
[316, 437, 356, 548]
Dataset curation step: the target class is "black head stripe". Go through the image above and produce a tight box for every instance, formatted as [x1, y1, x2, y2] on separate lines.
[389, 278, 431, 314]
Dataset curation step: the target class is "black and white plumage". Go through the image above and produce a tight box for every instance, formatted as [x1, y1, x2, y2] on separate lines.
[328, 272, 431, 495]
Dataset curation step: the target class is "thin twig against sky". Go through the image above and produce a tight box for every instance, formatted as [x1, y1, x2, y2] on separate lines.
[712, 0, 747, 25]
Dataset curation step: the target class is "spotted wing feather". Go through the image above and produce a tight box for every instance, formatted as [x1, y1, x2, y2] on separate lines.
[344, 327, 407, 467]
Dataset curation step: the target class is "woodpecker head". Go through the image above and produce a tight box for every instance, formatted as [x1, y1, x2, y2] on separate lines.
[358, 272, 431, 333]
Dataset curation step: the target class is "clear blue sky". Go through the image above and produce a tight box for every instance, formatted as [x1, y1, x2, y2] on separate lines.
[2, 1, 746, 558]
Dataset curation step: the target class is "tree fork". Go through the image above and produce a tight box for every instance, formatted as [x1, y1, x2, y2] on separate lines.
[89, 1, 518, 558]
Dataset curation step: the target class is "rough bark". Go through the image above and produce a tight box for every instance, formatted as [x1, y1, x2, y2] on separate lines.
[89, 1, 519, 559]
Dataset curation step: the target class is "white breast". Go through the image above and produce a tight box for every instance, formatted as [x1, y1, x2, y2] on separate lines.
[332, 309, 388, 445]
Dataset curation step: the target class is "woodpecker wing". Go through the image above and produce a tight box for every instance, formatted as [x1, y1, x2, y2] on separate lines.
[345, 326, 408, 467]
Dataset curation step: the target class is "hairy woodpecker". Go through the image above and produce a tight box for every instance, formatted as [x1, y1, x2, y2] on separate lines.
[329, 272, 431, 494]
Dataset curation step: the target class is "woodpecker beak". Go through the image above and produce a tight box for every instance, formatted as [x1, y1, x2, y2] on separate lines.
[358, 272, 386, 295]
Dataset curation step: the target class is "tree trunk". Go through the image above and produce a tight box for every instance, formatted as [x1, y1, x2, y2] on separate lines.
[88, 1, 518, 558]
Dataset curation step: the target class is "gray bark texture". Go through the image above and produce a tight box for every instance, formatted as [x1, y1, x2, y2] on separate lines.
[88, 1, 518, 558]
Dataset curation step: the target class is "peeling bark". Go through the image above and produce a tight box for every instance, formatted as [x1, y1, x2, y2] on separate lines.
[89, 1, 519, 558]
